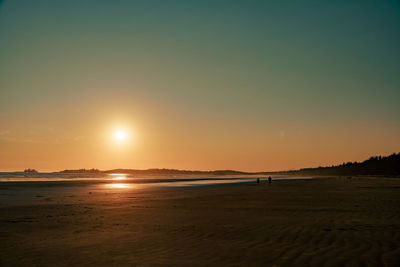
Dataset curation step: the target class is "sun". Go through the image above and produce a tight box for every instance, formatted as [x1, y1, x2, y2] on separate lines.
[107, 125, 134, 148]
[114, 130, 127, 141]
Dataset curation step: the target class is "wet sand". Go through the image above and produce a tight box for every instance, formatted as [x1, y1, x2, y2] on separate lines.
[1, 177, 400, 266]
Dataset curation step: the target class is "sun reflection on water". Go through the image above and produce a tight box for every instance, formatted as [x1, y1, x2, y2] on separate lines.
[113, 176, 126, 180]
[105, 174, 133, 189]
[108, 183, 130, 189]
[109, 173, 127, 181]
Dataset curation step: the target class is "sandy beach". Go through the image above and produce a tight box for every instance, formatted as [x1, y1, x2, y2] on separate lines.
[1, 177, 400, 266]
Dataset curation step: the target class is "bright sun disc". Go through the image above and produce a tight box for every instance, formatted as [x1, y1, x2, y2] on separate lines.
[115, 130, 127, 141]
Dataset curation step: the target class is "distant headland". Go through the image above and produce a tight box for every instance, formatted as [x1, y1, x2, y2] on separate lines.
[23, 169, 38, 173]
[54, 153, 400, 176]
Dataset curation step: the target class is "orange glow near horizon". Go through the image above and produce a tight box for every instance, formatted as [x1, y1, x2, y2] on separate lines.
[0, 116, 400, 172]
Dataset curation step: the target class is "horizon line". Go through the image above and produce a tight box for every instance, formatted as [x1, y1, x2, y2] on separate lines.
[3, 152, 399, 174]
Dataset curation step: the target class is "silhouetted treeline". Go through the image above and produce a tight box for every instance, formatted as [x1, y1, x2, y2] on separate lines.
[280, 153, 400, 176]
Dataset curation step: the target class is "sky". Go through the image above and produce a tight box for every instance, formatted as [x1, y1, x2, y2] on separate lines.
[0, 0, 400, 172]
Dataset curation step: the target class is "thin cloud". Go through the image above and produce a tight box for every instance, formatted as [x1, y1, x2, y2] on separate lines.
[73, 136, 85, 141]
[0, 136, 43, 144]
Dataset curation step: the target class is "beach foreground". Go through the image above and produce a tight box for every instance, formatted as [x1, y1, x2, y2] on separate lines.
[1, 177, 400, 266]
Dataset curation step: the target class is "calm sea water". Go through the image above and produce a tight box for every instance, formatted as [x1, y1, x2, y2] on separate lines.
[0, 172, 260, 185]
[0, 172, 314, 188]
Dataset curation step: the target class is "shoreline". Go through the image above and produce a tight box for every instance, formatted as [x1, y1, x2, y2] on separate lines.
[0, 174, 316, 185]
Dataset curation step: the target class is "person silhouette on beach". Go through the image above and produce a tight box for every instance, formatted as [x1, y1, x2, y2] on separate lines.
[268, 176, 272, 185]
[257, 178, 260, 184]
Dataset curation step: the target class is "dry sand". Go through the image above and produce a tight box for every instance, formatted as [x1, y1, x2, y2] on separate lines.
[1, 177, 400, 266]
